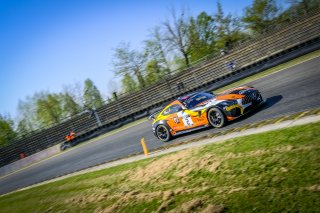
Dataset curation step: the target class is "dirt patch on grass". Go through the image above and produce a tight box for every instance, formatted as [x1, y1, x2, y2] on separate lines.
[155, 199, 174, 213]
[227, 187, 245, 194]
[220, 145, 316, 160]
[196, 154, 221, 172]
[94, 190, 163, 213]
[129, 149, 192, 181]
[95, 204, 119, 213]
[68, 192, 108, 206]
[127, 148, 225, 185]
[162, 190, 174, 201]
[181, 199, 203, 212]
[200, 204, 226, 213]
[175, 199, 203, 213]
[307, 184, 320, 192]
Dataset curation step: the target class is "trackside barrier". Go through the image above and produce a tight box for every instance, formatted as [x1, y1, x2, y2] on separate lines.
[0, 10, 320, 168]
[0, 144, 61, 177]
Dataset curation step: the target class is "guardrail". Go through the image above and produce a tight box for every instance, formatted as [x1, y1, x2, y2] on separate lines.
[1, 10, 320, 168]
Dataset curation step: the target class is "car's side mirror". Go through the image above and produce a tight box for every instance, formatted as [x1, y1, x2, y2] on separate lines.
[148, 110, 161, 120]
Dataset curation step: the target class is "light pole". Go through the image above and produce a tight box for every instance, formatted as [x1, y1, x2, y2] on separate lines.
[84, 89, 102, 127]
[91, 106, 102, 127]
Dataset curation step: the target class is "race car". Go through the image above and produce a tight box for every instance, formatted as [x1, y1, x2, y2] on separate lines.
[150, 86, 264, 142]
[60, 131, 76, 151]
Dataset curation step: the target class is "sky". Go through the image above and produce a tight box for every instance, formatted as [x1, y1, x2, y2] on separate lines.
[1, 0, 286, 119]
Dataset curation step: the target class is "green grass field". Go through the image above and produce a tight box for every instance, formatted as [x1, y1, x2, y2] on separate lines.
[1, 122, 319, 213]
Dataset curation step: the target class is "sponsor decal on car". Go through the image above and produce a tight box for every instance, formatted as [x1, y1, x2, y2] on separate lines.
[173, 116, 180, 124]
[225, 104, 241, 111]
[182, 115, 193, 127]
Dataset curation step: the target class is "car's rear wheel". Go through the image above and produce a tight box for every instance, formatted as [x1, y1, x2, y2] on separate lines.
[156, 124, 171, 142]
[207, 108, 226, 128]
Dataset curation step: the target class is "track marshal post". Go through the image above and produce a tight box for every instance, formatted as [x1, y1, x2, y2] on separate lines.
[141, 138, 149, 156]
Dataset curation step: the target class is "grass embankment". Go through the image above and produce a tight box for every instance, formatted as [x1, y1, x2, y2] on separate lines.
[1, 122, 320, 212]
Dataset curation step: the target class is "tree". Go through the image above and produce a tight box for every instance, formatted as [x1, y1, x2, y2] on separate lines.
[0, 114, 16, 146]
[188, 11, 217, 62]
[61, 92, 81, 117]
[242, 0, 280, 34]
[145, 60, 166, 85]
[62, 82, 84, 109]
[16, 94, 42, 132]
[145, 27, 171, 75]
[215, 1, 248, 50]
[107, 79, 119, 95]
[288, 0, 320, 13]
[16, 118, 30, 137]
[36, 93, 64, 126]
[121, 73, 138, 93]
[163, 8, 191, 67]
[83, 78, 104, 109]
[16, 88, 82, 133]
[112, 43, 147, 89]
[278, 0, 320, 22]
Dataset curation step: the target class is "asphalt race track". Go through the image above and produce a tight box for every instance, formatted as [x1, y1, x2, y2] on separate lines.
[1, 57, 319, 195]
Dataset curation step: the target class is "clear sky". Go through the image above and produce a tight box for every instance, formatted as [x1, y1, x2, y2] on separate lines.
[1, 0, 285, 119]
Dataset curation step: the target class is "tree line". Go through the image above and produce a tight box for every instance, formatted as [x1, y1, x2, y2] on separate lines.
[0, 78, 104, 146]
[0, 0, 318, 147]
[112, 0, 319, 93]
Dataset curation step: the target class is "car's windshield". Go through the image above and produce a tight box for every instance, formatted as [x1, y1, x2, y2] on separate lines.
[183, 93, 215, 109]
[162, 104, 183, 116]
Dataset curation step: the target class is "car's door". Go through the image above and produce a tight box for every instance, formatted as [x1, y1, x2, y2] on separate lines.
[180, 93, 215, 128]
[163, 104, 186, 132]
[177, 109, 207, 129]
[164, 103, 207, 132]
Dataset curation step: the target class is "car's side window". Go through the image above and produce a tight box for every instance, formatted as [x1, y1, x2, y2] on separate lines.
[162, 104, 183, 116]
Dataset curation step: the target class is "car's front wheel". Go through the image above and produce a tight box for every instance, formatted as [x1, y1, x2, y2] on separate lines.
[156, 124, 171, 142]
[207, 108, 226, 128]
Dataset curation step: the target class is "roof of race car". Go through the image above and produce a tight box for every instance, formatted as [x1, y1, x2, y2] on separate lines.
[176, 92, 199, 106]
[176, 92, 216, 108]
[219, 86, 253, 95]
[177, 92, 205, 102]
[162, 92, 201, 109]
[167, 87, 252, 108]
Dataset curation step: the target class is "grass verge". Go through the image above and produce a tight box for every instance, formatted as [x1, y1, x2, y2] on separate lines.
[214, 49, 320, 93]
[1, 122, 319, 212]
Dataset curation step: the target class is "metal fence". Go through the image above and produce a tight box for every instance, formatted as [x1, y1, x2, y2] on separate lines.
[1, 10, 320, 168]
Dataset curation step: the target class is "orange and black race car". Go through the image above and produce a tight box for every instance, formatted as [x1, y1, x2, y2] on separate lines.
[150, 86, 264, 142]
